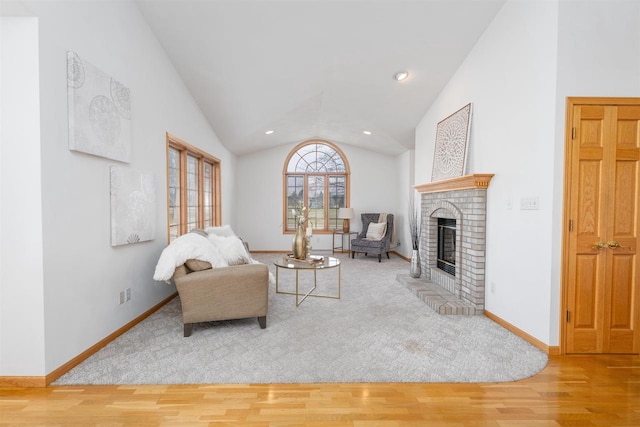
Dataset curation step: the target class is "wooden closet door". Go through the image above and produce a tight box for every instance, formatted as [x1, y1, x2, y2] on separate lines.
[565, 100, 640, 354]
[604, 105, 640, 353]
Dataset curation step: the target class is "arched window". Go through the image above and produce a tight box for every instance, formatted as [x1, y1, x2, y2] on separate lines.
[283, 140, 350, 233]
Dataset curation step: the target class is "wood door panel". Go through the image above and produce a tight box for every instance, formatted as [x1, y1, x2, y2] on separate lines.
[607, 332, 634, 353]
[580, 105, 606, 117]
[613, 161, 637, 237]
[577, 160, 602, 238]
[574, 255, 599, 329]
[610, 255, 634, 329]
[615, 148, 640, 159]
[617, 120, 639, 148]
[617, 105, 640, 120]
[609, 104, 640, 353]
[565, 99, 640, 355]
[581, 120, 604, 147]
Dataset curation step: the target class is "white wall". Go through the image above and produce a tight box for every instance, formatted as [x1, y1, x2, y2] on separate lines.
[1, 18, 47, 376]
[235, 141, 401, 252]
[415, 0, 559, 344]
[1, 1, 235, 376]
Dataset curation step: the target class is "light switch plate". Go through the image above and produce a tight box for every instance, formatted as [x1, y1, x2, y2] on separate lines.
[520, 197, 539, 210]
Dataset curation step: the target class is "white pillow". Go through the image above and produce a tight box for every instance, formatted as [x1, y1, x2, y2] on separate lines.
[207, 234, 252, 265]
[366, 222, 387, 240]
[205, 225, 236, 238]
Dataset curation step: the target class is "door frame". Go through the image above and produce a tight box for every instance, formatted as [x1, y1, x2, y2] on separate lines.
[560, 96, 640, 355]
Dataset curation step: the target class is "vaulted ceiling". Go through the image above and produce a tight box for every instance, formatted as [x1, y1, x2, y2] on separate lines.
[135, 0, 505, 156]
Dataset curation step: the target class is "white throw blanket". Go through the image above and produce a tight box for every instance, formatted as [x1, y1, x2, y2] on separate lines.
[153, 233, 228, 282]
[153, 230, 275, 286]
[378, 213, 395, 244]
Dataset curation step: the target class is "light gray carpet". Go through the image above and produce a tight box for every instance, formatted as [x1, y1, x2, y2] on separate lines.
[54, 252, 548, 385]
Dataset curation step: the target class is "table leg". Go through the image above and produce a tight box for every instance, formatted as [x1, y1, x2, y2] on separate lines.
[338, 263, 341, 299]
[295, 269, 317, 307]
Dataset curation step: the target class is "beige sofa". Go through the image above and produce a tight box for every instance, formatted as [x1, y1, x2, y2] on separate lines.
[154, 226, 270, 337]
[173, 261, 269, 337]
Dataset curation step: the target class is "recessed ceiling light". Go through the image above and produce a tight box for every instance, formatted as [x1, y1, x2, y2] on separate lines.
[265, 130, 274, 135]
[394, 71, 409, 81]
[363, 130, 372, 135]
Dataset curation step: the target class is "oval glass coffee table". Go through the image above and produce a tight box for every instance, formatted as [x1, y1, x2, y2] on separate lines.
[274, 255, 341, 306]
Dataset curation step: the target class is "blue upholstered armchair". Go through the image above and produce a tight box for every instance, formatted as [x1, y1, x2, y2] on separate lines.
[351, 213, 394, 262]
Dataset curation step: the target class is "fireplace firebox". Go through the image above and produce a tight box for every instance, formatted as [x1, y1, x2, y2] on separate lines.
[437, 218, 456, 276]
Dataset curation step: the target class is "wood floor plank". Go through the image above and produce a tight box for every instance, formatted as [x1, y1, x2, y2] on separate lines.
[0, 355, 639, 426]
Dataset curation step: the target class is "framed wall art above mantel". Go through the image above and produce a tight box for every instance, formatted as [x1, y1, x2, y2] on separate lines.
[431, 103, 473, 182]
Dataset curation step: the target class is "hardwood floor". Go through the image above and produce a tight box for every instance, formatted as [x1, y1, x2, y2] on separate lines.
[1, 354, 638, 426]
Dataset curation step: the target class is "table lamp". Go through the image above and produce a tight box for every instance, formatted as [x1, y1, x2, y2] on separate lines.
[338, 208, 354, 233]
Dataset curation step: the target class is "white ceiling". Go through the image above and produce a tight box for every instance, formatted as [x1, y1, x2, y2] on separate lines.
[135, 0, 505, 156]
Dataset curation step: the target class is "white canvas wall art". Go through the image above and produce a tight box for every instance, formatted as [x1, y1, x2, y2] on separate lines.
[67, 51, 131, 162]
[110, 166, 156, 246]
[431, 103, 472, 182]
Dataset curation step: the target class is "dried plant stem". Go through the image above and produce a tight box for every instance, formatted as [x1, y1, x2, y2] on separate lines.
[408, 196, 420, 250]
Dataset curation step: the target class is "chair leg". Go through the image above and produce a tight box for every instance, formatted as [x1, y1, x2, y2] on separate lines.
[387, 252, 390, 259]
[184, 323, 193, 337]
[351, 251, 354, 259]
[258, 316, 267, 329]
[378, 254, 381, 262]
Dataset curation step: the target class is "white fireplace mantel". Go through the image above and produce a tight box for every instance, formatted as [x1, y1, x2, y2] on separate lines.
[415, 174, 494, 194]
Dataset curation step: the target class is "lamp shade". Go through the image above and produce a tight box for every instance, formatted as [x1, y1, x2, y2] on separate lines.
[338, 207, 354, 219]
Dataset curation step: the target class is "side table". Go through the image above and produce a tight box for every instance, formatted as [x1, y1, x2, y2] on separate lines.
[332, 231, 357, 254]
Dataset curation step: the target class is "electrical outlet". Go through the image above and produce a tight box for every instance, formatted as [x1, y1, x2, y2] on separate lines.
[506, 197, 513, 210]
[520, 197, 539, 210]
[119, 290, 125, 304]
[126, 288, 131, 302]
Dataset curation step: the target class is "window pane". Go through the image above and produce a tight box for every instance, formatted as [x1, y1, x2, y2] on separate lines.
[308, 175, 325, 230]
[169, 207, 178, 225]
[203, 162, 213, 227]
[169, 225, 180, 242]
[329, 176, 346, 230]
[168, 147, 181, 242]
[187, 189, 197, 206]
[287, 153, 302, 173]
[286, 175, 304, 230]
[186, 155, 199, 227]
[169, 171, 178, 187]
[187, 156, 197, 173]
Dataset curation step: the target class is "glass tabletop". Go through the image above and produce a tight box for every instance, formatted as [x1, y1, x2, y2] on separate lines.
[274, 255, 341, 270]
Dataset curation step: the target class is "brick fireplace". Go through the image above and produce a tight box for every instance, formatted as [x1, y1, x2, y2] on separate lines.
[398, 174, 493, 315]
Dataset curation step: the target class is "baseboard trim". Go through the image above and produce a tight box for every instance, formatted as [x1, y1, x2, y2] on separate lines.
[252, 250, 412, 261]
[484, 310, 560, 355]
[0, 292, 177, 388]
[0, 376, 48, 388]
[391, 251, 410, 262]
